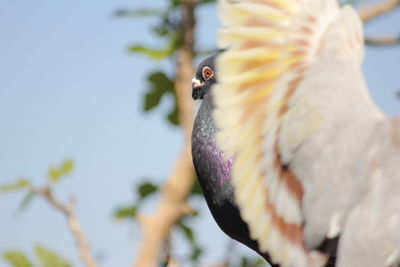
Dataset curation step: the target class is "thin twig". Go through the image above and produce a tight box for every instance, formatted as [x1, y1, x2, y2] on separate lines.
[365, 35, 400, 46]
[359, 0, 400, 22]
[133, 0, 197, 266]
[33, 187, 98, 267]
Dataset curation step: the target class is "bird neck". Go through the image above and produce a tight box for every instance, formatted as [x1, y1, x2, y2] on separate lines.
[192, 91, 234, 205]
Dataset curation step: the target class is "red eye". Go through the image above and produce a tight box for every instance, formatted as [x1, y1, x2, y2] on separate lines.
[202, 66, 214, 80]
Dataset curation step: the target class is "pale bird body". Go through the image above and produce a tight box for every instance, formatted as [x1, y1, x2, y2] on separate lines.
[212, 0, 400, 266]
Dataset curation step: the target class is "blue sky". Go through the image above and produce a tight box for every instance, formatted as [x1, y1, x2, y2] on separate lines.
[0, 0, 399, 267]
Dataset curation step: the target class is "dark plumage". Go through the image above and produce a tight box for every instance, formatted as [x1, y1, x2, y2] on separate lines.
[191, 55, 278, 266]
[191, 56, 337, 267]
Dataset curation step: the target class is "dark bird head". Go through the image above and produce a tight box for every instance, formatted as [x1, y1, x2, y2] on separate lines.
[192, 55, 217, 100]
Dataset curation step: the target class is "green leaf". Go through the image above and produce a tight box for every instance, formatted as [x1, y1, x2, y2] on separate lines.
[113, 205, 137, 220]
[166, 101, 179, 126]
[190, 245, 203, 262]
[3, 251, 34, 267]
[241, 257, 249, 267]
[151, 24, 170, 37]
[196, 47, 223, 57]
[144, 71, 174, 112]
[199, 0, 217, 4]
[178, 222, 195, 243]
[59, 160, 74, 176]
[170, 0, 182, 8]
[240, 256, 265, 267]
[48, 159, 74, 183]
[129, 30, 180, 59]
[190, 179, 203, 196]
[0, 179, 31, 193]
[138, 182, 158, 199]
[18, 191, 36, 212]
[177, 221, 203, 261]
[48, 167, 60, 182]
[34, 245, 71, 267]
[143, 71, 180, 126]
[129, 45, 173, 60]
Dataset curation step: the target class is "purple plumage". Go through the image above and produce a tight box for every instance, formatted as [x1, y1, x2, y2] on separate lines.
[191, 56, 278, 266]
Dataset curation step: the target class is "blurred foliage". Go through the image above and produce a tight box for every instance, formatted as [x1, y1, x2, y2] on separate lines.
[138, 181, 159, 198]
[113, 178, 204, 263]
[177, 220, 203, 262]
[113, 178, 202, 220]
[190, 178, 203, 196]
[114, 0, 268, 265]
[35, 245, 72, 267]
[240, 257, 266, 267]
[114, 8, 166, 18]
[18, 191, 36, 212]
[113, 204, 138, 219]
[0, 159, 74, 211]
[3, 245, 72, 267]
[1, 160, 75, 267]
[116, 0, 216, 126]
[48, 159, 74, 183]
[144, 71, 179, 125]
[113, 180, 159, 220]
[0, 179, 31, 193]
[113, 1, 219, 259]
[3, 252, 34, 267]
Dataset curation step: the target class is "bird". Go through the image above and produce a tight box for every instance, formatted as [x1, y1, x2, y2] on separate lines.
[191, 55, 337, 267]
[211, 0, 400, 266]
[191, 55, 279, 266]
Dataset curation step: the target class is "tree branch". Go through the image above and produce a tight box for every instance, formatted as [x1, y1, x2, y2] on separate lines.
[134, 0, 197, 266]
[33, 187, 98, 267]
[365, 35, 400, 46]
[359, 0, 400, 22]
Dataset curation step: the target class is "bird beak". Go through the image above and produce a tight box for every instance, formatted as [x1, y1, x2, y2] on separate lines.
[192, 78, 203, 90]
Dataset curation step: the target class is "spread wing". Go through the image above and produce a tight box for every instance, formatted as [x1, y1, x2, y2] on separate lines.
[336, 117, 400, 267]
[213, 0, 387, 266]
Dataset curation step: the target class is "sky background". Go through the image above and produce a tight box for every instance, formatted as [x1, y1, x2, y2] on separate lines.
[0, 0, 399, 267]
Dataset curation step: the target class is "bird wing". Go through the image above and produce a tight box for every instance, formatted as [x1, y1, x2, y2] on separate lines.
[213, 0, 385, 266]
[336, 117, 400, 267]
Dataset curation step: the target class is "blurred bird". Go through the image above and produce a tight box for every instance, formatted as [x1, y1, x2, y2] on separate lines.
[191, 55, 278, 266]
[211, 0, 400, 266]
